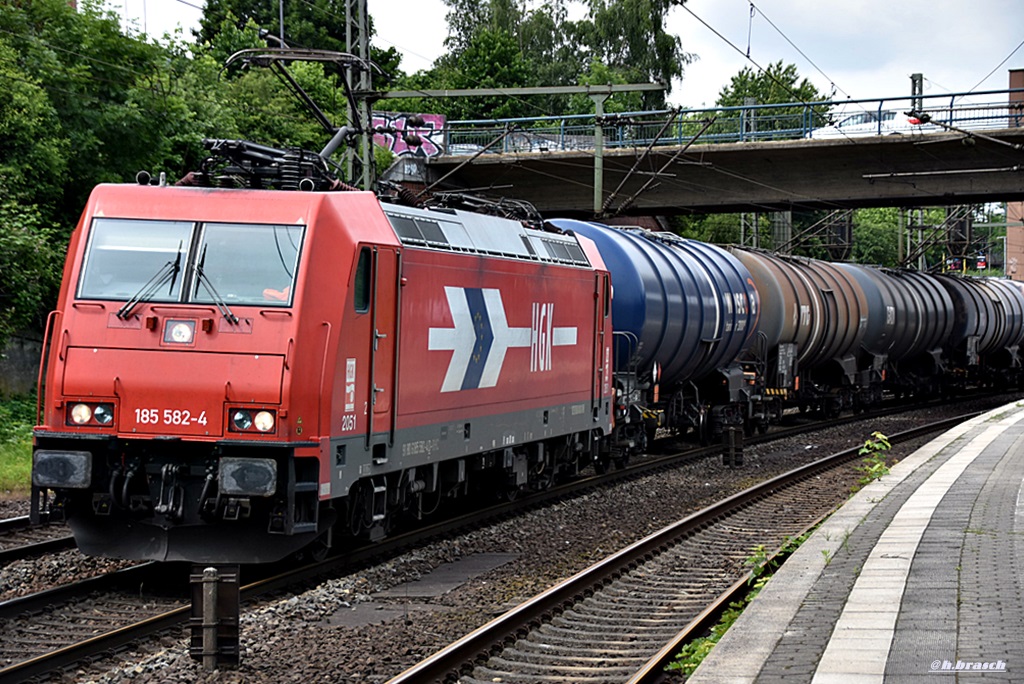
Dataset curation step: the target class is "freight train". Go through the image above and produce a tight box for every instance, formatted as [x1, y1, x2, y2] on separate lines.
[30, 139, 1024, 563]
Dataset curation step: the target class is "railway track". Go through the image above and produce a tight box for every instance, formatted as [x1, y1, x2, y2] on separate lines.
[0, 514, 74, 565]
[384, 414, 976, 684]
[0, 402, 995, 683]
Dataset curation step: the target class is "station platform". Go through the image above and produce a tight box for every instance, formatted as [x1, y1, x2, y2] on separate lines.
[687, 401, 1024, 683]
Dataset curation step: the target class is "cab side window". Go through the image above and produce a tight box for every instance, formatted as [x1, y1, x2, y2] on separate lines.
[354, 248, 371, 313]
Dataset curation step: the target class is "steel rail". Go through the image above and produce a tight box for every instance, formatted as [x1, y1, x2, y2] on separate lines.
[384, 412, 977, 684]
[0, 535, 76, 565]
[0, 402, 996, 683]
[622, 412, 980, 683]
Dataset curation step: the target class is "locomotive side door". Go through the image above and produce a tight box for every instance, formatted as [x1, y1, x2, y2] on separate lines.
[367, 246, 401, 449]
[594, 273, 610, 415]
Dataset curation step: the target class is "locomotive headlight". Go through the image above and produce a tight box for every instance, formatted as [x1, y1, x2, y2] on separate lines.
[253, 410, 275, 432]
[231, 410, 253, 431]
[229, 408, 277, 433]
[163, 319, 196, 345]
[93, 404, 114, 425]
[70, 403, 92, 425]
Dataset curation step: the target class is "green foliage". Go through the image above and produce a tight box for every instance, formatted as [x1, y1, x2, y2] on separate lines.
[668, 213, 767, 247]
[855, 431, 892, 488]
[393, 27, 533, 120]
[666, 533, 811, 675]
[665, 586, 764, 676]
[585, 0, 691, 109]
[0, 394, 35, 493]
[743, 544, 773, 583]
[713, 61, 830, 137]
[0, 0, 198, 228]
[852, 208, 902, 266]
[424, 0, 692, 120]
[196, 0, 402, 86]
[0, 39, 68, 209]
[716, 60, 828, 110]
[0, 198, 61, 346]
[567, 60, 644, 114]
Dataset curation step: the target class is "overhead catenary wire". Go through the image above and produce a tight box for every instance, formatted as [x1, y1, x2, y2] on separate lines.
[12, 1, 994, 222]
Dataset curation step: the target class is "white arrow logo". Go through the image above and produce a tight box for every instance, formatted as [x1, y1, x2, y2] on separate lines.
[428, 286, 578, 392]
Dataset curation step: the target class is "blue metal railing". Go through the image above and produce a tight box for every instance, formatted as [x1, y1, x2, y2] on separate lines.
[438, 88, 1024, 155]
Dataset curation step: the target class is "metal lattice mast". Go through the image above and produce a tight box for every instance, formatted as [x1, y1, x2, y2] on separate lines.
[345, 0, 375, 189]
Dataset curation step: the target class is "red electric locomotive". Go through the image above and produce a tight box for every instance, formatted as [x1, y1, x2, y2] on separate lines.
[31, 174, 614, 563]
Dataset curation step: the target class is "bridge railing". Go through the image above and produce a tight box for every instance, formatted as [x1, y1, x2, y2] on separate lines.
[440, 88, 1024, 155]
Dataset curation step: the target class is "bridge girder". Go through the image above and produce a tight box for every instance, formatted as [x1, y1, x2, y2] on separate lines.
[409, 129, 1024, 216]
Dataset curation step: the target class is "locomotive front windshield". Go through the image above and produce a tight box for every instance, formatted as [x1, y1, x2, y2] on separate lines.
[78, 219, 304, 307]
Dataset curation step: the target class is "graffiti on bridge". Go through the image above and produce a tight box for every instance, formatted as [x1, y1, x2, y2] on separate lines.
[373, 112, 446, 157]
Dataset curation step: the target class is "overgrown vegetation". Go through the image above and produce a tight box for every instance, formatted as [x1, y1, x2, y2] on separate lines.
[665, 577, 769, 677]
[854, 431, 892, 490]
[666, 534, 810, 676]
[0, 394, 36, 494]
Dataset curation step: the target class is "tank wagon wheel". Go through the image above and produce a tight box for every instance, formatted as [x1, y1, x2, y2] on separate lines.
[644, 425, 658, 453]
[821, 401, 837, 420]
[696, 409, 712, 447]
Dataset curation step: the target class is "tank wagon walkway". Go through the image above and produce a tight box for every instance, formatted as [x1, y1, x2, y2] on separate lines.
[687, 401, 1024, 683]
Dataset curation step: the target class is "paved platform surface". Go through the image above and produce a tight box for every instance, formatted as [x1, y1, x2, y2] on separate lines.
[688, 401, 1024, 683]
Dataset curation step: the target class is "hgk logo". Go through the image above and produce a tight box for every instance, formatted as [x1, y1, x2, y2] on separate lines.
[429, 287, 578, 392]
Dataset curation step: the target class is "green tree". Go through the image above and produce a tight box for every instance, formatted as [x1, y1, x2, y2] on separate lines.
[426, 0, 690, 120]
[0, 196, 61, 347]
[0, 0, 196, 227]
[585, 0, 691, 109]
[0, 39, 68, 209]
[852, 208, 901, 267]
[715, 61, 830, 138]
[392, 27, 533, 121]
[196, 0, 402, 87]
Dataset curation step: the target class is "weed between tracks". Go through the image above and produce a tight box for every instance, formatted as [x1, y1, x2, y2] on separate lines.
[665, 534, 810, 677]
[667, 430, 896, 676]
[852, 431, 893, 492]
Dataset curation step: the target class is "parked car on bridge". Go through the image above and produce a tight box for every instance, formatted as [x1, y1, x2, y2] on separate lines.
[809, 110, 939, 139]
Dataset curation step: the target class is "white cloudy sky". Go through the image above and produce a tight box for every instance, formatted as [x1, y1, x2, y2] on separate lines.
[113, 0, 1024, 110]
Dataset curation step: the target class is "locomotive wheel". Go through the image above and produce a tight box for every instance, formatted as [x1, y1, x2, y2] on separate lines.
[501, 485, 524, 502]
[302, 530, 332, 562]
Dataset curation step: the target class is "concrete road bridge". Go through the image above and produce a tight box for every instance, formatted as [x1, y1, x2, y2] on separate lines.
[382, 88, 1024, 216]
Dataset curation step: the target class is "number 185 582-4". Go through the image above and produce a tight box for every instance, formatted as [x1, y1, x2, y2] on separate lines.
[134, 408, 208, 426]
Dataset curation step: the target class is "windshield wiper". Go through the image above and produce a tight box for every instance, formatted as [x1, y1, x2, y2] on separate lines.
[116, 242, 183, 320]
[192, 245, 239, 325]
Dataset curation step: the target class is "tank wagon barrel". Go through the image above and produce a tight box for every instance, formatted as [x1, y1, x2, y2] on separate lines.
[549, 220, 758, 386]
[550, 220, 760, 440]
